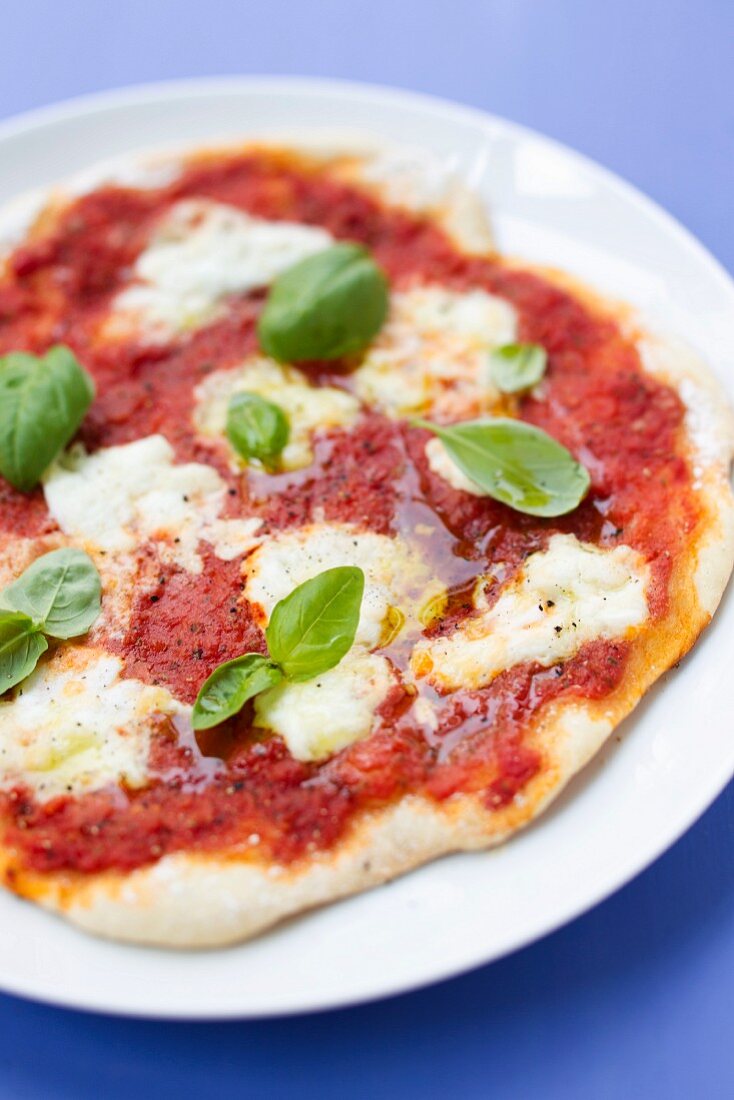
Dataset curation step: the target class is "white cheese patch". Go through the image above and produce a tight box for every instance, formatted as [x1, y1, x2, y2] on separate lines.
[106, 199, 333, 342]
[254, 649, 393, 762]
[43, 435, 261, 574]
[194, 357, 359, 471]
[412, 534, 650, 692]
[353, 285, 517, 419]
[0, 648, 183, 799]
[245, 522, 442, 763]
[425, 436, 484, 495]
[243, 522, 436, 648]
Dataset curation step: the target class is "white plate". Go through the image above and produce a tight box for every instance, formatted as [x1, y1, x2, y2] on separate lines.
[0, 77, 731, 1019]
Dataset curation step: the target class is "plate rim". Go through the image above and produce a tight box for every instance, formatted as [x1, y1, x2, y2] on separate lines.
[0, 74, 731, 1019]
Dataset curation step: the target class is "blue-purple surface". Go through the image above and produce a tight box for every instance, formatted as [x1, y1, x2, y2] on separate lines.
[0, 1, 732, 1095]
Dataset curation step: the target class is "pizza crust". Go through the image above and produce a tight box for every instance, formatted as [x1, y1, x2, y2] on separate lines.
[0, 141, 732, 947]
[0, 136, 495, 266]
[6, 693, 623, 947]
[15, 522, 724, 950]
[47, 523, 724, 950]
[16, 704, 611, 948]
[633, 329, 734, 616]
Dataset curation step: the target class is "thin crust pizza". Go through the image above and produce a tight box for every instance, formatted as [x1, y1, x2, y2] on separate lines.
[0, 140, 729, 946]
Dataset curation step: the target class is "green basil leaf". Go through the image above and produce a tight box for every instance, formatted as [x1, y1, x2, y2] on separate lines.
[490, 343, 547, 394]
[226, 392, 290, 466]
[0, 548, 102, 639]
[0, 345, 95, 491]
[258, 243, 389, 363]
[266, 566, 364, 682]
[192, 653, 283, 730]
[418, 417, 590, 517]
[0, 611, 47, 695]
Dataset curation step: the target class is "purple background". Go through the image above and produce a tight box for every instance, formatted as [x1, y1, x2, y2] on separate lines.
[0, 1, 733, 1096]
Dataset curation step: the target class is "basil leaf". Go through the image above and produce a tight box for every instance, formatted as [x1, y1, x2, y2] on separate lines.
[226, 392, 290, 466]
[258, 243, 388, 363]
[266, 566, 364, 682]
[0, 346, 95, 491]
[192, 654, 283, 730]
[1, 548, 102, 639]
[0, 611, 47, 695]
[490, 343, 547, 394]
[418, 417, 590, 517]
[192, 568, 365, 728]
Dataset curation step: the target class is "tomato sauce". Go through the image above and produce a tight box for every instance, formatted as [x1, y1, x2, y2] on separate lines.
[0, 151, 696, 875]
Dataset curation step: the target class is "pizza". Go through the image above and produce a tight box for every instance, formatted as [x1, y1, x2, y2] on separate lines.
[0, 139, 730, 947]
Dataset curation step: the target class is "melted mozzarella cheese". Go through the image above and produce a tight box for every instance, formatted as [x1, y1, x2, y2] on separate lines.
[106, 199, 333, 341]
[43, 435, 261, 574]
[412, 534, 650, 692]
[353, 285, 517, 419]
[425, 436, 484, 495]
[194, 357, 359, 470]
[254, 649, 393, 761]
[0, 649, 183, 799]
[243, 522, 435, 647]
[244, 522, 442, 762]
